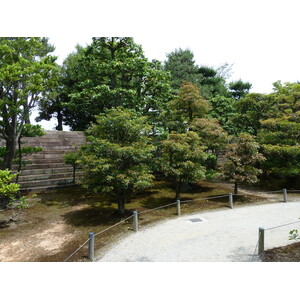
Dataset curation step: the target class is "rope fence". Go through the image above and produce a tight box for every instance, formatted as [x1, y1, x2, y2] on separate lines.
[63, 188, 300, 262]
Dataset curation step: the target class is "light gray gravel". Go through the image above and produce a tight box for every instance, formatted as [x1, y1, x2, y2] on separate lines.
[97, 200, 300, 262]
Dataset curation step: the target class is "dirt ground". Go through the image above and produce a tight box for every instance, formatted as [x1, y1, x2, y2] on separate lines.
[0, 181, 298, 262]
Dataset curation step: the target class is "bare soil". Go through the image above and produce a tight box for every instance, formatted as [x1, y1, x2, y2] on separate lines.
[0, 180, 296, 262]
[262, 242, 300, 262]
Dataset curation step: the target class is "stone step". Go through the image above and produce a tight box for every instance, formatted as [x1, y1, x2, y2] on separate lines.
[14, 167, 75, 176]
[12, 162, 68, 170]
[23, 158, 65, 164]
[19, 177, 76, 188]
[21, 183, 81, 193]
[17, 171, 83, 182]
[20, 184, 76, 193]
[23, 153, 69, 160]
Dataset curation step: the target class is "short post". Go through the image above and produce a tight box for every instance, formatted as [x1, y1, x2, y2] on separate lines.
[283, 188, 287, 203]
[229, 193, 233, 209]
[177, 199, 181, 216]
[88, 232, 95, 261]
[258, 227, 265, 255]
[133, 211, 138, 232]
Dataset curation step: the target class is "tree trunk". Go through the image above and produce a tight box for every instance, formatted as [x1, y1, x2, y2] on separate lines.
[175, 180, 181, 200]
[3, 136, 16, 170]
[234, 182, 238, 195]
[117, 195, 126, 216]
[56, 110, 63, 131]
[24, 101, 31, 124]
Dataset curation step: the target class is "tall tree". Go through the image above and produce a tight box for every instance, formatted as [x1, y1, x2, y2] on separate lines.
[0, 37, 58, 169]
[229, 79, 252, 100]
[258, 82, 300, 182]
[164, 48, 201, 92]
[62, 37, 172, 131]
[78, 107, 155, 215]
[231, 93, 274, 135]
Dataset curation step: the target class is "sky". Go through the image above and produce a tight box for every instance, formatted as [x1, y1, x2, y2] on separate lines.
[3, 0, 299, 129]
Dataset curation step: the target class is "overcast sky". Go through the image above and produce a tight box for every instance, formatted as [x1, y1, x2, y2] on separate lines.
[3, 0, 300, 129]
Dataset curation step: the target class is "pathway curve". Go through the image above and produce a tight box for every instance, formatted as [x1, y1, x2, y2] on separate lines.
[97, 200, 300, 262]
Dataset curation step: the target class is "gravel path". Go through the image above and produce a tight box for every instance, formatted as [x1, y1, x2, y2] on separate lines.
[97, 200, 300, 262]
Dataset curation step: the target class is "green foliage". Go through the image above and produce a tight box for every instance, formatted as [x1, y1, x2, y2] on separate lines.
[78, 107, 155, 214]
[221, 133, 265, 193]
[190, 118, 229, 152]
[289, 229, 300, 240]
[157, 131, 207, 198]
[164, 49, 230, 99]
[64, 151, 80, 167]
[0, 37, 58, 169]
[62, 37, 172, 130]
[257, 82, 300, 178]
[208, 95, 237, 134]
[164, 48, 201, 92]
[231, 93, 274, 135]
[229, 79, 252, 100]
[0, 169, 26, 208]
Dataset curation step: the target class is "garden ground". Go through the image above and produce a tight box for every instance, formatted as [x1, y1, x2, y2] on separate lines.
[0, 179, 298, 262]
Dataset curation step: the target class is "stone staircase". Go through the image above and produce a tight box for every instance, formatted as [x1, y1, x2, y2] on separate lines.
[9, 131, 86, 192]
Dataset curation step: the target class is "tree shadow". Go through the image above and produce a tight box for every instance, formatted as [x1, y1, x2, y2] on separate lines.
[63, 206, 128, 227]
[37, 187, 100, 207]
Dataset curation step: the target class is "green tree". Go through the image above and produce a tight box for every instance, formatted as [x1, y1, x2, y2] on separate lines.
[257, 82, 300, 182]
[78, 107, 155, 215]
[0, 37, 58, 169]
[158, 131, 207, 199]
[63, 37, 172, 130]
[231, 93, 274, 135]
[190, 118, 229, 153]
[208, 95, 238, 134]
[164, 48, 201, 92]
[221, 133, 265, 194]
[229, 79, 252, 100]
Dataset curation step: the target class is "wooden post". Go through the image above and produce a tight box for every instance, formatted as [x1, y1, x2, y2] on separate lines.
[88, 232, 95, 261]
[283, 188, 287, 203]
[258, 227, 265, 255]
[177, 199, 181, 216]
[133, 211, 138, 232]
[229, 193, 233, 209]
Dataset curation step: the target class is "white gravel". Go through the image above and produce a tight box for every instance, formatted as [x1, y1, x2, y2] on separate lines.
[97, 201, 300, 262]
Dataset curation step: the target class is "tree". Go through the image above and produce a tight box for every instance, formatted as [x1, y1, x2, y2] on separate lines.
[208, 95, 237, 134]
[78, 108, 155, 215]
[231, 93, 274, 135]
[229, 79, 252, 100]
[257, 82, 300, 182]
[164, 48, 201, 92]
[158, 131, 207, 199]
[0, 37, 58, 169]
[172, 82, 210, 123]
[190, 118, 229, 153]
[37, 45, 87, 131]
[221, 133, 265, 194]
[164, 49, 230, 99]
[62, 37, 172, 131]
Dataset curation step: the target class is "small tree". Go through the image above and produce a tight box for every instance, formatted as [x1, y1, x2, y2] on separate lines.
[158, 131, 207, 199]
[78, 107, 155, 215]
[221, 133, 265, 194]
[0, 170, 25, 209]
